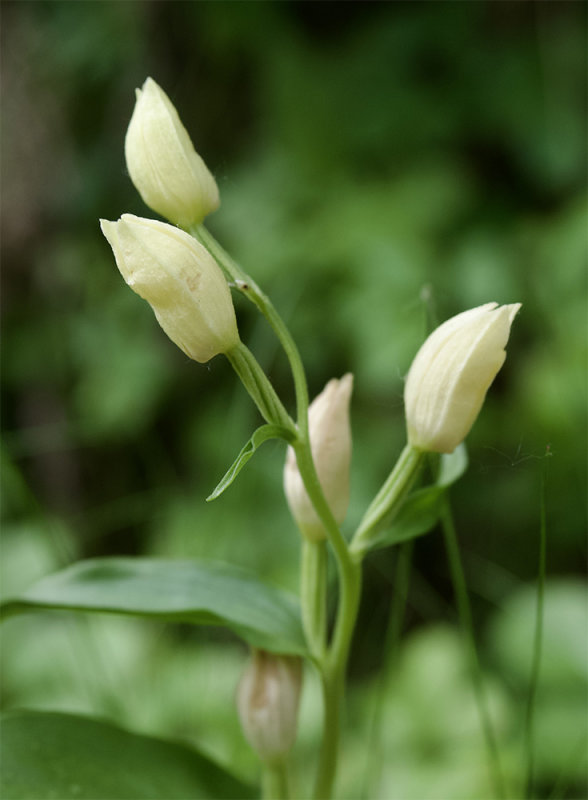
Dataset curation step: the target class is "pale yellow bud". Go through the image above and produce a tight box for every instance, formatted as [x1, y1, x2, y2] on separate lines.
[236, 650, 302, 765]
[125, 77, 220, 227]
[100, 214, 239, 363]
[284, 374, 353, 541]
[404, 302, 521, 454]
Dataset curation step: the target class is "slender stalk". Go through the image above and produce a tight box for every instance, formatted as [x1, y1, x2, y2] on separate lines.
[301, 539, 328, 661]
[194, 223, 359, 799]
[193, 224, 310, 433]
[387, 542, 414, 666]
[440, 497, 506, 799]
[292, 438, 362, 800]
[325, 556, 362, 687]
[313, 666, 343, 800]
[262, 761, 289, 800]
[362, 541, 413, 799]
[523, 457, 549, 799]
[293, 439, 362, 659]
[225, 341, 295, 431]
[311, 539, 361, 800]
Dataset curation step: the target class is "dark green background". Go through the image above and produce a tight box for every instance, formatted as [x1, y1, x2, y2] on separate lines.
[2, 2, 586, 798]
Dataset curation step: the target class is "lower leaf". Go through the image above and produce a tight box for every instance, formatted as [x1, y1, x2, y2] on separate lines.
[0, 557, 307, 656]
[1, 710, 256, 800]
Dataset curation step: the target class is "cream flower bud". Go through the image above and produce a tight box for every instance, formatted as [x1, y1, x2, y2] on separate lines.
[404, 302, 521, 454]
[125, 77, 220, 227]
[284, 374, 353, 541]
[236, 650, 303, 765]
[100, 214, 239, 363]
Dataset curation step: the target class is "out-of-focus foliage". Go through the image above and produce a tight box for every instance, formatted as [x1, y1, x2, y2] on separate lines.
[1, 2, 586, 798]
[489, 580, 588, 789]
[3, 710, 256, 800]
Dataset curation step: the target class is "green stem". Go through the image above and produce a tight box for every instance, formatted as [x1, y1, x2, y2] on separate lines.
[293, 435, 362, 672]
[226, 341, 295, 431]
[312, 546, 361, 800]
[292, 438, 362, 800]
[313, 666, 343, 800]
[292, 440, 354, 590]
[440, 497, 506, 800]
[312, 558, 362, 799]
[350, 444, 424, 558]
[523, 457, 549, 799]
[301, 539, 328, 661]
[326, 555, 362, 690]
[386, 541, 414, 668]
[362, 541, 413, 799]
[262, 761, 289, 800]
[192, 225, 362, 799]
[193, 224, 310, 434]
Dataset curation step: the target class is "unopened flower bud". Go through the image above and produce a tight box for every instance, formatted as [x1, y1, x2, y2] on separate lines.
[125, 77, 220, 227]
[284, 374, 353, 541]
[404, 302, 521, 454]
[100, 214, 239, 363]
[236, 650, 302, 765]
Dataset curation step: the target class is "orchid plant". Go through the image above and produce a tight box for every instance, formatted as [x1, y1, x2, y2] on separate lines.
[1, 78, 524, 800]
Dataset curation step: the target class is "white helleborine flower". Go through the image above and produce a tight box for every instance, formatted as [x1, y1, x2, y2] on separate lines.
[125, 77, 220, 227]
[404, 302, 521, 454]
[100, 214, 239, 363]
[236, 650, 303, 765]
[284, 374, 353, 541]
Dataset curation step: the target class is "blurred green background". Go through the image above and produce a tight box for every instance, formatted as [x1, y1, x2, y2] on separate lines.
[1, 2, 586, 798]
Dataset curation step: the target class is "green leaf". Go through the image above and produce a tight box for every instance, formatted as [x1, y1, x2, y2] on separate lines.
[207, 424, 295, 501]
[371, 487, 444, 548]
[1, 710, 256, 800]
[369, 445, 469, 550]
[437, 443, 468, 488]
[0, 557, 307, 656]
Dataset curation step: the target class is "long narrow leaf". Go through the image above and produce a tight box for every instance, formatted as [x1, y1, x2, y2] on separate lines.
[0, 557, 307, 656]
